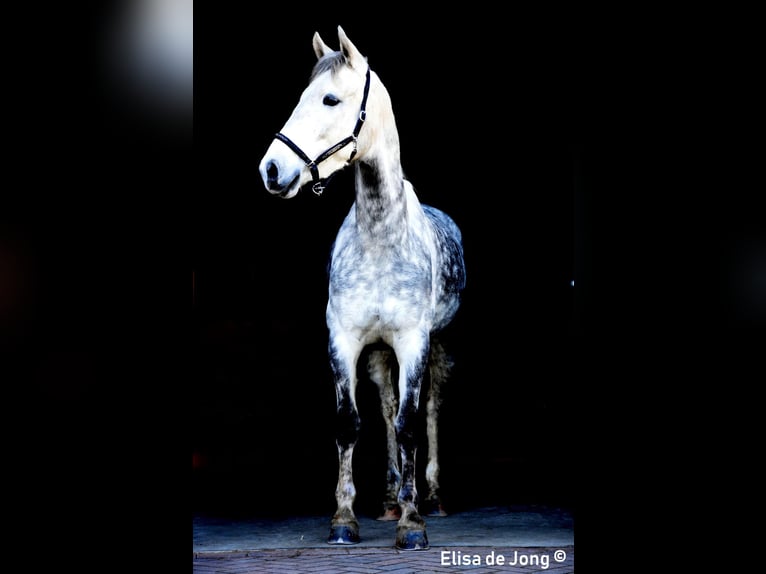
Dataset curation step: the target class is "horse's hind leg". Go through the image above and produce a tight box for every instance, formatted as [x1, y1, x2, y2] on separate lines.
[367, 348, 401, 521]
[423, 339, 451, 517]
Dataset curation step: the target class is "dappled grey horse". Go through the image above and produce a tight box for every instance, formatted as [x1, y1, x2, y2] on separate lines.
[258, 26, 466, 550]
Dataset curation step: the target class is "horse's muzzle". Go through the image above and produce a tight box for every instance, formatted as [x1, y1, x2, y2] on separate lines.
[261, 160, 299, 197]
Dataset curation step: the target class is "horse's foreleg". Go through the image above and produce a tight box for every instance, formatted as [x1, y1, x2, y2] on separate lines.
[393, 338, 430, 550]
[424, 339, 451, 517]
[368, 349, 401, 521]
[327, 342, 361, 545]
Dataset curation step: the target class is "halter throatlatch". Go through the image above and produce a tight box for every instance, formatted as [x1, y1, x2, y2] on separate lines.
[274, 67, 371, 196]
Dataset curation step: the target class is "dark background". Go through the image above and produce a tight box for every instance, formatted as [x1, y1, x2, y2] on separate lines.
[1, 6, 763, 566]
[188, 10, 766, 529]
[190, 12, 587, 518]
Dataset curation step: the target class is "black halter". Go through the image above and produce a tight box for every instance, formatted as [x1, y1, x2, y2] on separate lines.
[273, 67, 371, 196]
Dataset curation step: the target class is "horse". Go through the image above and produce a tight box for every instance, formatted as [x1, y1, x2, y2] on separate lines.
[258, 25, 466, 551]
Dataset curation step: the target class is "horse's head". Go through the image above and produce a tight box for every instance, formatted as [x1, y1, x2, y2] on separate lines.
[259, 26, 371, 198]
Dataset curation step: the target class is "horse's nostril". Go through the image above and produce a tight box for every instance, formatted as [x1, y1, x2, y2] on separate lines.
[266, 161, 278, 180]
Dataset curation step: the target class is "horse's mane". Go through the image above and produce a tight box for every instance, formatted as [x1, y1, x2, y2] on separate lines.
[309, 51, 348, 82]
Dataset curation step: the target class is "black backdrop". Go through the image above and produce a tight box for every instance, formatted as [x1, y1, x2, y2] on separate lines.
[1, 9, 593, 548]
[3, 6, 763, 571]
[191, 12, 588, 518]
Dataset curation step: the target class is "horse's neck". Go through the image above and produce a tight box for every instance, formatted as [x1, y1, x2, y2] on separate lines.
[352, 114, 415, 246]
[353, 155, 410, 244]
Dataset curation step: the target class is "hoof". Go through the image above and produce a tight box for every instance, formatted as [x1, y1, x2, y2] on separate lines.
[376, 505, 401, 521]
[395, 527, 429, 550]
[327, 524, 360, 545]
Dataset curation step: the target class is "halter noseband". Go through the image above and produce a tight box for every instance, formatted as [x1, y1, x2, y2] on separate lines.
[273, 67, 371, 196]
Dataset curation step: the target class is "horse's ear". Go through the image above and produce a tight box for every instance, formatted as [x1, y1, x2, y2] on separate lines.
[313, 32, 333, 60]
[337, 26, 366, 69]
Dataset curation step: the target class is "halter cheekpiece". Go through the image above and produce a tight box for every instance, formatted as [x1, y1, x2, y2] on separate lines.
[273, 67, 371, 196]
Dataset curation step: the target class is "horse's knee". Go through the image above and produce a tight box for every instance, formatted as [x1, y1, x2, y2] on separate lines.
[394, 414, 416, 451]
[335, 399, 360, 449]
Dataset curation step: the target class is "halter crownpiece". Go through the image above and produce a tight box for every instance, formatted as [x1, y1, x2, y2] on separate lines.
[274, 67, 371, 196]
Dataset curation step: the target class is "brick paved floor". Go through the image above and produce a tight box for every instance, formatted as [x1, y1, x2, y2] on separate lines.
[193, 545, 574, 573]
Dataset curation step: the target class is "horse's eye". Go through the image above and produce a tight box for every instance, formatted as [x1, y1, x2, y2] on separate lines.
[323, 94, 340, 106]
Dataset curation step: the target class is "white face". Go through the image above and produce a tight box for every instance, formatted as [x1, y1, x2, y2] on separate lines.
[259, 65, 366, 198]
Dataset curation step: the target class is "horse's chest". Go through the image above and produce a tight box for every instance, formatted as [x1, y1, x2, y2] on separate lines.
[329, 250, 432, 331]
